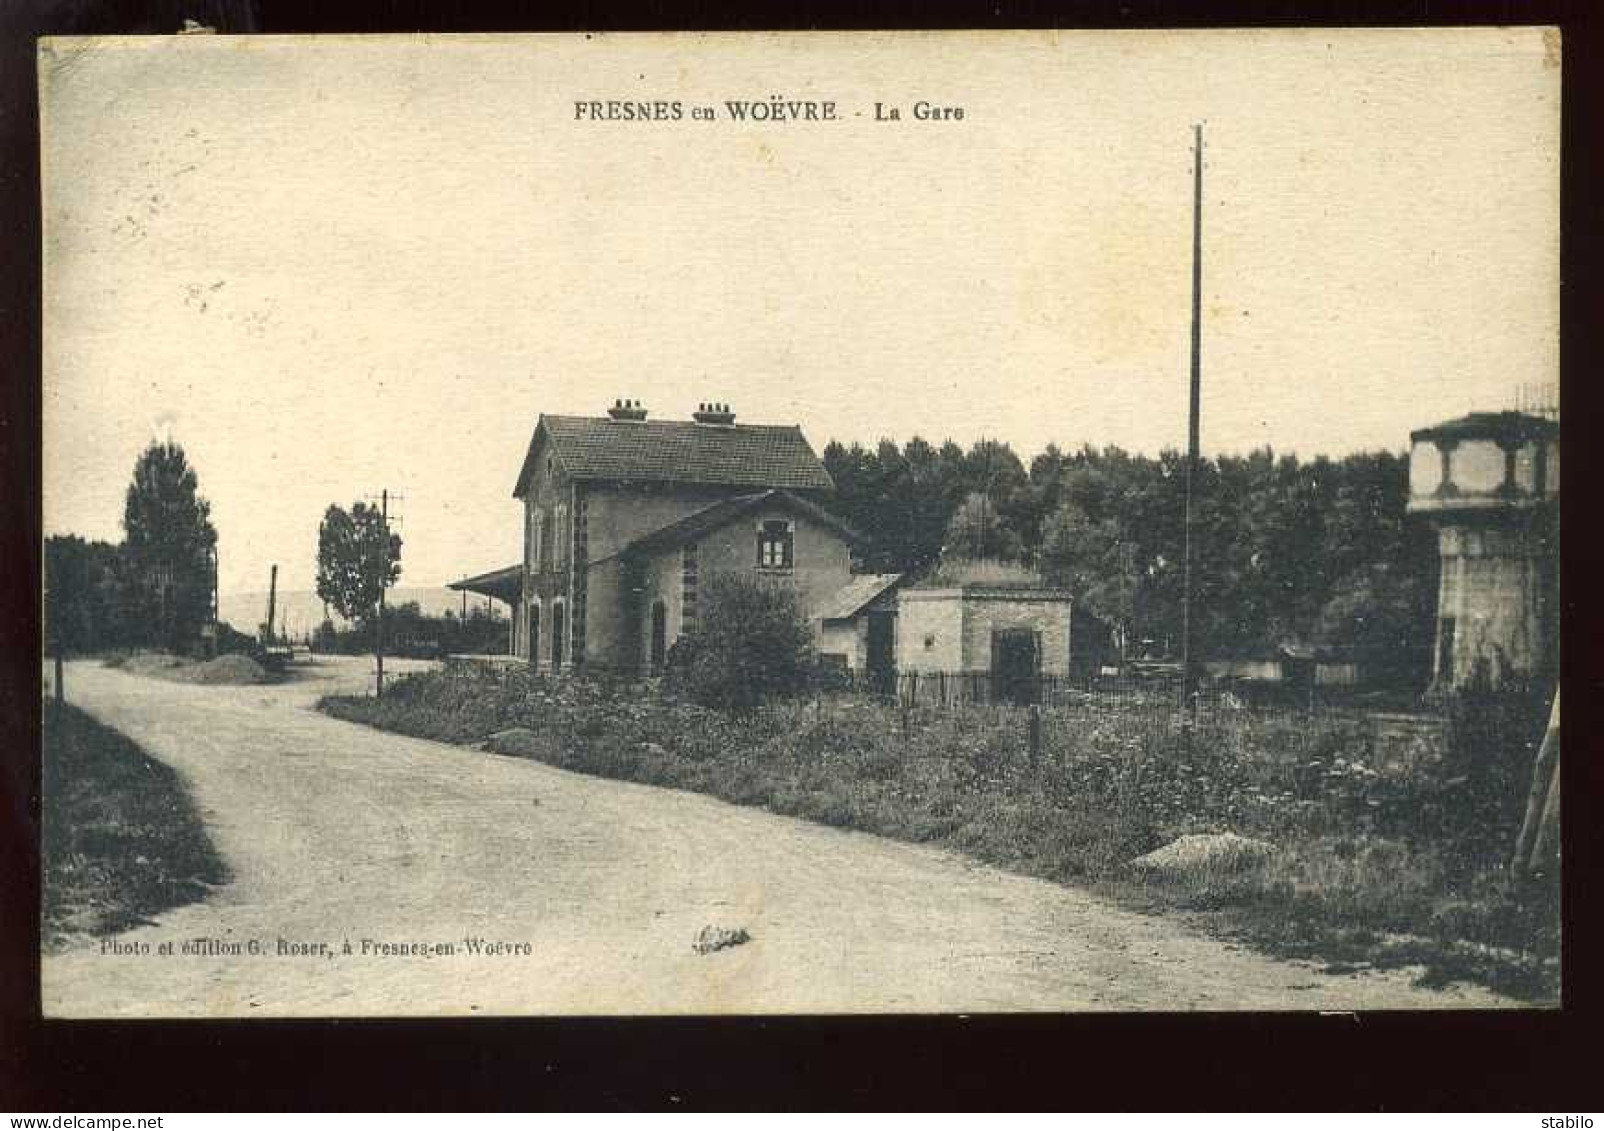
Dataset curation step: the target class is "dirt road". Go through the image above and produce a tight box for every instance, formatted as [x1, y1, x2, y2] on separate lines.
[42, 657, 1511, 1016]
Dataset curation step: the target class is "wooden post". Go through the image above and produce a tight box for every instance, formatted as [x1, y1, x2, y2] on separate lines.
[1028, 704, 1041, 772]
[1181, 123, 1204, 726]
[1529, 750, 1561, 870]
[1512, 689, 1560, 878]
[54, 653, 64, 709]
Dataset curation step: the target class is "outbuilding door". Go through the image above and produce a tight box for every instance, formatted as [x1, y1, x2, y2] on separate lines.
[991, 629, 1041, 705]
[866, 610, 896, 696]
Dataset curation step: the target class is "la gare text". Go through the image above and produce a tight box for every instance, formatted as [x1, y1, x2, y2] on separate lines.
[573, 99, 966, 123]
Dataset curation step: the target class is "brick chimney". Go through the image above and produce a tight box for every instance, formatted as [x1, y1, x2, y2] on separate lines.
[692, 401, 736, 426]
[606, 398, 648, 421]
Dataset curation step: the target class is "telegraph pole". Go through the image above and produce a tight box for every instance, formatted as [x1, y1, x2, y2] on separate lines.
[1181, 123, 1204, 723]
[376, 488, 388, 698]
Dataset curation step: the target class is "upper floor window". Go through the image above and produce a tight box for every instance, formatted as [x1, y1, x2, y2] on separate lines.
[556, 505, 569, 566]
[539, 511, 553, 571]
[757, 519, 793, 570]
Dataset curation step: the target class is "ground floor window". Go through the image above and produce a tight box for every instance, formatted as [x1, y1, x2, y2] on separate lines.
[551, 600, 566, 667]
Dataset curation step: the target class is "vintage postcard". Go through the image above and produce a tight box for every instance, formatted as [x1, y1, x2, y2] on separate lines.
[39, 29, 1560, 1017]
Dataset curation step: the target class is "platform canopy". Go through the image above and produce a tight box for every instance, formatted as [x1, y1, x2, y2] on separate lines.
[448, 564, 522, 605]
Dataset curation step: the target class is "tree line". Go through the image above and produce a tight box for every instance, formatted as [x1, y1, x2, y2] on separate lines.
[311, 601, 507, 659]
[45, 440, 418, 664]
[45, 442, 219, 656]
[821, 437, 1438, 677]
[48, 435, 1438, 684]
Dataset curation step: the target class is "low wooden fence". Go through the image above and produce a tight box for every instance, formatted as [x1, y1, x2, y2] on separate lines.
[841, 669, 1395, 713]
[820, 668, 1447, 772]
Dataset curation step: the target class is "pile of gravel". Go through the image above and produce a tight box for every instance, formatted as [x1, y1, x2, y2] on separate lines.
[1128, 832, 1276, 880]
[117, 652, 190, 677]
[174, 653, 270, 685]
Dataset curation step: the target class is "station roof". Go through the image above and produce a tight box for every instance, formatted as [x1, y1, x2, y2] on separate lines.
[447, 564, 522, 604]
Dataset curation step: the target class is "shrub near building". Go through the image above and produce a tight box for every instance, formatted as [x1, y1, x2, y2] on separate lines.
[663, 571, 817, 711]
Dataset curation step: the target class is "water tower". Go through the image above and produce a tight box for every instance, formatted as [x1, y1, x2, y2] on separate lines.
[1407, 411, 1559, 690]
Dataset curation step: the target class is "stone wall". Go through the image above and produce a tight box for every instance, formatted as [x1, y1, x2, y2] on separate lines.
[516, 434, 573, 665]
[584, 482, 734, 562]
[895, 588, 1074, 674]
[691, 504, 853, 634]
[1435, 522, 1551, 687]
[581, 557, 629, 670]
[818, 619, 867, 669]
[584, 503, 854, 673]
[959, 593, 1074, 676]
[895, 592, 965, 673]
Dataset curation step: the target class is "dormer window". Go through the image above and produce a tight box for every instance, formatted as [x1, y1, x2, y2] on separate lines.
[757, 519, 793, 570]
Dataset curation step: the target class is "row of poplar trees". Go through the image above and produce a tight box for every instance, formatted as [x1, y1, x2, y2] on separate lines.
[821, 437, 1438, 678]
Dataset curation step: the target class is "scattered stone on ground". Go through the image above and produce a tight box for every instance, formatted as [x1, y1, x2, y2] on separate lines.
[692, 924, 751, 955]
[485, 727, 545, 757]
[1128, 833, 1276, 879]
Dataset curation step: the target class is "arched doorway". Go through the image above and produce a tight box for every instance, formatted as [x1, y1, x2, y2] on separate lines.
[649, 600, 667, 672]
[551, 601, 565, 669]
[527, 602, 541, 666]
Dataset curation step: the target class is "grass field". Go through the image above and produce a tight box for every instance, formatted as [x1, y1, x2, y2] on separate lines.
[321, 665, 1559, 1000]
[42, 703, 230, 952]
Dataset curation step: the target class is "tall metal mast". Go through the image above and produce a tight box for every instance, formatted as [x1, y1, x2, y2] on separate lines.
[1181, 124, 1203, 720]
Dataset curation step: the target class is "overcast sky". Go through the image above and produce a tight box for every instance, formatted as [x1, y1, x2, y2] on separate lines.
[41, 29, 1559, 595]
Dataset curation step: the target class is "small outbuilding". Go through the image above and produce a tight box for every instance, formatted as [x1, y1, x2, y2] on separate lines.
[895, 583, 1106, 704]
[815, 572, 905, 689]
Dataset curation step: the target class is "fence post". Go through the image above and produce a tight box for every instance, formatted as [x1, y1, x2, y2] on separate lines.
[1028, 704, 1041, 772]
[54, 653, 65, 709]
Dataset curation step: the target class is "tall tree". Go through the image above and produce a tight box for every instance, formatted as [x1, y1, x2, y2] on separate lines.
[819, 432, 1437, 686]
[44, 535, 133, 654]
[315, 502, 402, 629]
[943, 491, 1024, 563]
[121, 441, 217, 652]
[1039, 501, 1136, 652]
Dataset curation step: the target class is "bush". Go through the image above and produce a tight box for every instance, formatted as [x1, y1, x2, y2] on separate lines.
[663, 571, 815, 711]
